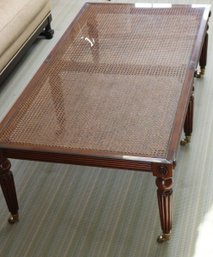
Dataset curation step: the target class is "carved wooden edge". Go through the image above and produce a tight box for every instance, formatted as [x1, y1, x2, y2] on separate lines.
[152, 162, 174, 178]
[0, 152, 11, 175]
[152, 163, 173, 196]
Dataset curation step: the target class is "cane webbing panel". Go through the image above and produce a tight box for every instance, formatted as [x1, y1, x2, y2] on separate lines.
[0, 4, 205, 158]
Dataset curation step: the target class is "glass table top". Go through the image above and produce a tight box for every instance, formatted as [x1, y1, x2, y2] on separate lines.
[0, 3, 210, 160]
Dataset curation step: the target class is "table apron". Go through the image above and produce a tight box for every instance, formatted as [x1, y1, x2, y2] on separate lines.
[2, 149, 153, 172]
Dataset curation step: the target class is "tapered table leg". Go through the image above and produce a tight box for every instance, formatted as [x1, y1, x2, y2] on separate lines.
[0, 155, 19, 223]
[195, 16, 210, 78]
[199, 30, 208, 76]
[181, 95, 194, 145]
[153, 164, 173, 243]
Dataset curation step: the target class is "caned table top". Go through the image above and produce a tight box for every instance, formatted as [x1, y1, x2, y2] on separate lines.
[0, 3, 210, 166]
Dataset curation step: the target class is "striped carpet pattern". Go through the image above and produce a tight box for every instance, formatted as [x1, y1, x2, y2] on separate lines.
[1, 1, 213, 256]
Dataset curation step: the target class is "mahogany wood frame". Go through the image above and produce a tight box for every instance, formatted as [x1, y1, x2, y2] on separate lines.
[0, 3, 211, 242]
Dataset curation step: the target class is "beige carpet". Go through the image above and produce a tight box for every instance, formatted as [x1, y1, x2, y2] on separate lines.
[1, 0, 213, 256]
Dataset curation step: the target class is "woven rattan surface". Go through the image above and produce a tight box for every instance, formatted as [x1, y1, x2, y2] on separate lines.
[0, 4, 205, 159]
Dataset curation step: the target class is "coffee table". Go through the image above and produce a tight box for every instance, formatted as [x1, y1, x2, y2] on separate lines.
[0, 3, 211, 242]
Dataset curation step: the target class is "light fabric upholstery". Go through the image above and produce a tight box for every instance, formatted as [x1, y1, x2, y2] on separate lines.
[0, 0, 51, 73]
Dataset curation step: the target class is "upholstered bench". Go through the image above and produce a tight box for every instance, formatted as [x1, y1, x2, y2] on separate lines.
[0, 0, 54, 84]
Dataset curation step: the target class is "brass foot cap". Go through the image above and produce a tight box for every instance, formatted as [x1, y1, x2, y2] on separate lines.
[180, 136, 191, 146]
[8, 214, 19, 224]
[195, 72, 201, 78]
[157, 233, 171, 243]
[195, 68, 205, 78]
[200, 68, 205, 76]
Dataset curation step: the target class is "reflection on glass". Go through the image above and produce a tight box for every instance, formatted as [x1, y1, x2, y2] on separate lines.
[153, 3, 172, 8]
[191, 4, 211, 8]
[49, 74, 66, 136]
[81, 36, 95, 47]
[87, 16, 100, 63]
[191, 4, 211, 21]
[135, 3, 152, 8]
[135, 3, 172, 8]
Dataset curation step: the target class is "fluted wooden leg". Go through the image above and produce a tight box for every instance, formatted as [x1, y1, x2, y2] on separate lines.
[181, 95, 194, 146]
[156, 178, 173, 242]
[0, 156, 19, 223]
[195, 18, 210, 78]
[199, 30, 208, 76]
[152, 164, 173, 243]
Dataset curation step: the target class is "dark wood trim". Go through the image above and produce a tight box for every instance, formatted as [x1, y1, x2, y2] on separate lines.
[2, 148, 153, 172]
[0, 13, 53, 86]
[167, 71, 194, 160]
[0, 141, 172, 167]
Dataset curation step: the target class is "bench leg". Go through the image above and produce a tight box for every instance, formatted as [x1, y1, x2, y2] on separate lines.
[40, 15, 54, 39]
[181, 95, 194, 146]
[0, 156, 19, 224]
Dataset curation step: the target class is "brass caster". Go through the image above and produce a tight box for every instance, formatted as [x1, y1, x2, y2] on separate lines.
[195, 68, 205, 78]
[195, 71, 201, 78]
[8, 214, 19, 224]
[200, 68, 205, 76]
[157, 233, 171, 243]
[180, 136, 191, 146]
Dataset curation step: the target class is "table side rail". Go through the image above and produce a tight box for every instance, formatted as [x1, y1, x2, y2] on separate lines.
[167, 6, 211, 161]
[1, 148, 154, 172]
